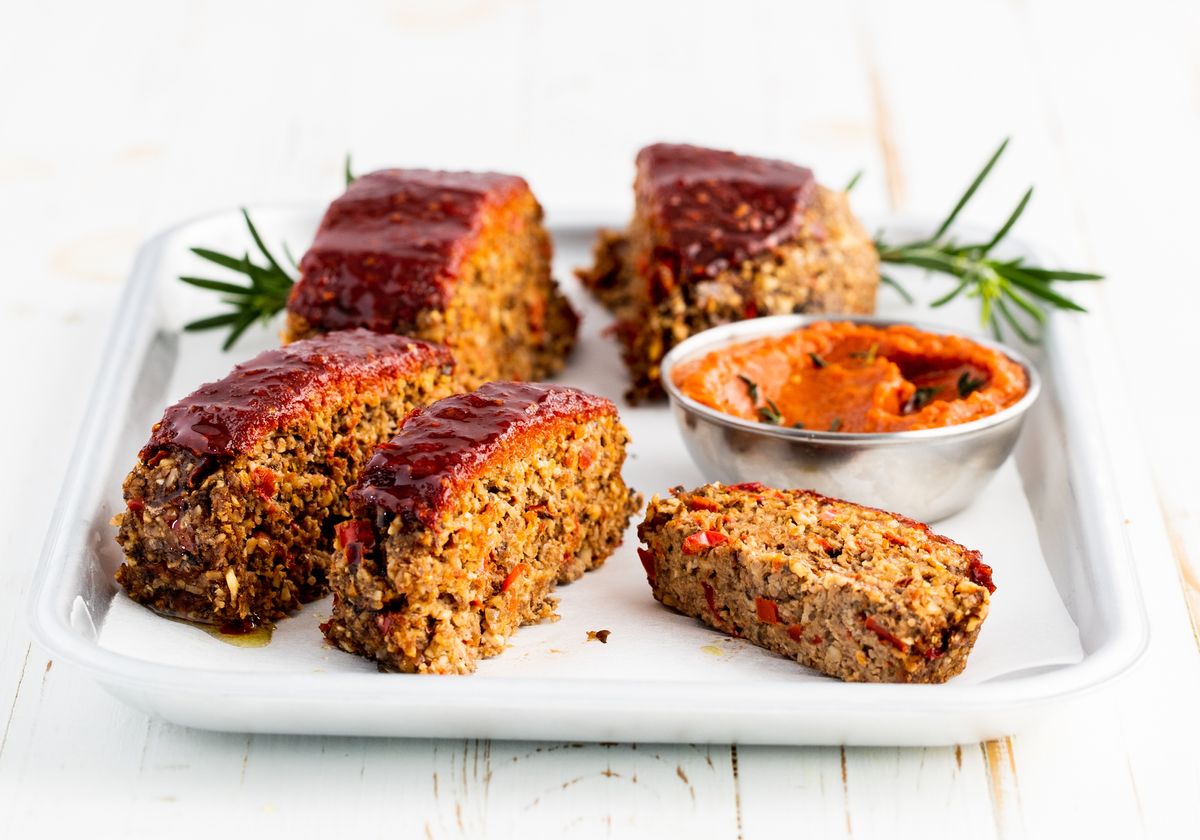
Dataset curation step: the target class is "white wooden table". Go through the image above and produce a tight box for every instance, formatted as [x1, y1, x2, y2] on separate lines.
[2, 1, 1197, 836]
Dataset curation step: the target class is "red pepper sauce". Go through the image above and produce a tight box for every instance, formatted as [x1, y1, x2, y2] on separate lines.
[671, 321, 1028, 433]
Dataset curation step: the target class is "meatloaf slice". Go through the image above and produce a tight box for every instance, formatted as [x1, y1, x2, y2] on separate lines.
[577, 143, 879, 401]
[285, 168, 578, 388]
[114, 329, 457, 628]
[637, 483, 993, 683]
[323, 381, 642, 674]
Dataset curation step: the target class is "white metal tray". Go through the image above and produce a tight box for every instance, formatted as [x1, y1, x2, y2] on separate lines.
[28, 208, 1149, 745]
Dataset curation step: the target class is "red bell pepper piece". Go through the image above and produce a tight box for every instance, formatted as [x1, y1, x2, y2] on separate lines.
[682, 530, 729, 555]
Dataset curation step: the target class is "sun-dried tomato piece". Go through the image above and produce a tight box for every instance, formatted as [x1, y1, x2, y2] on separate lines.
[682, 530, 729, 555]
[185, 455, 219, 490]
[637, 547, 657, 583]
[702, 582, 720, 619]
[786, 624, 805, 642]
[375, 611, 402, 636]
[251, 467, 276, 501]
[527, 297, 546, 339]
[864, 616, 909, 652]
[755, 597, 779, 624]
[730, 482, 765, 492]
[335, 519, 375, 550]
[578, 446, 598, 470]
[144, 449, 168, 468]
[684, 495, 720, 512]
[968, 557, 996, 593]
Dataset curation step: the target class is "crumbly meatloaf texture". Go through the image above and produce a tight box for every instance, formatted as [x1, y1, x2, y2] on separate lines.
[284, 169, 578, 388]
[322, 381, 642, 674]
[577, 143, 879, 401]
[113, 329, 458, 628]
[637, 483, 993, 683]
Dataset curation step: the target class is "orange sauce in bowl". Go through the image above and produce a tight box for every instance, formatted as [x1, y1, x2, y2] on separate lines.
[670, 321, 1029, 433]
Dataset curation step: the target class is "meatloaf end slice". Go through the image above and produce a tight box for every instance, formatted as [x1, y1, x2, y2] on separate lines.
[577, 143, 879, 401]
[323, 381, 642, 674]
[113, 329, 458, 628]
[636, 483, 993, 683]
[285, 168, 578, 387]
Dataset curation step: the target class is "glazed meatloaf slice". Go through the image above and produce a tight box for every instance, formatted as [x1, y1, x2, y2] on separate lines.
[323, 381, 641, 674]
[637, 483, 993, 683]
[285, 169, 578, 388]
[114, 329, 457, 628]
[577, 143, 879, 401]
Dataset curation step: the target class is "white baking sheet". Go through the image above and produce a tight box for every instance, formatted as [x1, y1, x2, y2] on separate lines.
[29, 209, 1144, 745]
[96, 215, 1080, 684]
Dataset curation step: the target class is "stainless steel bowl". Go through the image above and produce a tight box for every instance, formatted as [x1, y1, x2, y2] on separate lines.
[660, 315, 1041, 522]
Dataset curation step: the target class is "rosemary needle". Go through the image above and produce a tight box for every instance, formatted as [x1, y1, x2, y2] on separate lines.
[872, 138, 1103, 342]
[180, 209, 295, 350]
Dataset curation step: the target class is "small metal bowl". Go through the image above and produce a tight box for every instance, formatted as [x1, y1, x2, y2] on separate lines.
[660, 315, 1041, 522]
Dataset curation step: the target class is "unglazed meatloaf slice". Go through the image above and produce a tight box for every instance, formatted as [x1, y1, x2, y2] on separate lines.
[322, 381, 642, 674]
[577, 143, 879, 401]
[637, 483, 993, 683]
[285, 168, 578, 388]
[114, 329, 457, 628]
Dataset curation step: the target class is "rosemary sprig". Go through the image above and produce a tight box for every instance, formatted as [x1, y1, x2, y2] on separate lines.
[179, 209, 296, 350]
[872, 138, 1103, 341]
[182, 154, 362, 350]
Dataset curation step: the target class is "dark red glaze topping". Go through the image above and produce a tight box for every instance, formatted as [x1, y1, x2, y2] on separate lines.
[350, 381, 616, 529]
[637, 143, 816, 280]
[968, 557, 996, 594]
[143, 329, 452, 459]
[289, 169, 530, 332]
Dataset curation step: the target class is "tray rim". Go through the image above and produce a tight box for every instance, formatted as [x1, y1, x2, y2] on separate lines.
[26, 206, 1151, 738]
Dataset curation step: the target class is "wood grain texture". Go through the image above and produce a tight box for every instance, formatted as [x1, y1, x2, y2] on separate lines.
[1, 0, 1197, 837]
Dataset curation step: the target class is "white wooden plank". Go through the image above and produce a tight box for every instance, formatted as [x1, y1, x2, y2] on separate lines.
[851, 2, 1198, 838]
[1010, 4, 1200, 838]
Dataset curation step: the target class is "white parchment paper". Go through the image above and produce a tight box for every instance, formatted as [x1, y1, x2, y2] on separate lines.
[98, 223, 1083, 686]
